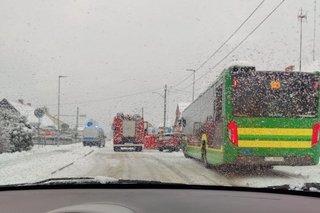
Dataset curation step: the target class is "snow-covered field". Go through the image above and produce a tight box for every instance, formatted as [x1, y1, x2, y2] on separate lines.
[1, 141, 320, 189]
[0, 143, 95, 185]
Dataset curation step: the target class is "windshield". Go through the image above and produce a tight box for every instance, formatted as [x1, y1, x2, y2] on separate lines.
[1, 0, 320, 193]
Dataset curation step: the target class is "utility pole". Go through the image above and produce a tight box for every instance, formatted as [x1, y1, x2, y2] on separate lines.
[142, 107, 144, 118]
[186, 69, 195, 101]
[38, 117, 40, 146]
[75, 107, 79, 143]
[57, 75, 67, 146]
[298, 8, 307, 72]
[164, 84, 167, 131]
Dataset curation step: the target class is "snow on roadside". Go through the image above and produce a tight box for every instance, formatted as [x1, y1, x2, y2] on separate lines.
[0, 143, 98, 185]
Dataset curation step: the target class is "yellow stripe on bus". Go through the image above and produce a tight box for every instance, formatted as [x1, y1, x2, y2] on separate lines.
[206, 145, 224, 152]
[186, 144, 224, 152]
[187, 145, 201, 149]
[238, 128, 312, 136]
[238, 140, 312, 148]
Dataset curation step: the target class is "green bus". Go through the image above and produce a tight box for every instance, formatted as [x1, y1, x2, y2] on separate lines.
[181, 63, 320, 169]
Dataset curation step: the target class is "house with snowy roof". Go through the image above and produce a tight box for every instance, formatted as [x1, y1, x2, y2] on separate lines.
[0, 99, 68, 130]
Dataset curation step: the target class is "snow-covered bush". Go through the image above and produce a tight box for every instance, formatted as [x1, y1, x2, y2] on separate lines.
[0, 109, 34, 153]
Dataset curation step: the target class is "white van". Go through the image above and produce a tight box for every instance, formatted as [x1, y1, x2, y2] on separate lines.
[83, 124, 106, 147]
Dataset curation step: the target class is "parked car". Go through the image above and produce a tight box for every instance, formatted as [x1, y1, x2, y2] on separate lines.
[157, 133, 184, 152]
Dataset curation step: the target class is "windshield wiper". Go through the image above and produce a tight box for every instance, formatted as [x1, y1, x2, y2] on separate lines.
[0, 177, 174, 188]
[268, 183, 320, 192]
[3, 179, 320, 194]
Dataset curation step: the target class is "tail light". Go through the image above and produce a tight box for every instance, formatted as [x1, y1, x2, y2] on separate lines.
[312, 123, 320, 147]
[228, 121, 238, 146]
[233, 80, 237, 88]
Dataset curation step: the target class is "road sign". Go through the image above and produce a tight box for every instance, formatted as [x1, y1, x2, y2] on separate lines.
[61, 123, 69, 131]
[34, 108, 44, 118]
[87, 122, 93, 127]
[168, 127, 172, 133]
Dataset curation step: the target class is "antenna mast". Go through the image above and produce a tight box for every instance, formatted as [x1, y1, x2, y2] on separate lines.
[298, 8, 307, 72]
[314, 1, 317, 61]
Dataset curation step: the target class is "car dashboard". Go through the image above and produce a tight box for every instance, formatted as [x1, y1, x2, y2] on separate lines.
[0, 184, 320, 213]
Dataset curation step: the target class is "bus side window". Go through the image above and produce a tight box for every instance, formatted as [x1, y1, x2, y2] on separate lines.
[212, 83, 224, 149]
[206, 117, 214, 148]
[214, 84, 223, 121]
[182, 118, 186, 127]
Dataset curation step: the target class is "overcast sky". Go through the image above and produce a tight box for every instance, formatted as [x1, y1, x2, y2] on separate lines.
[0, 0, 319, 133]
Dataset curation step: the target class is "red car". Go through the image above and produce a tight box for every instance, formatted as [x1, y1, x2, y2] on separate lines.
[157, 133, 185, 152]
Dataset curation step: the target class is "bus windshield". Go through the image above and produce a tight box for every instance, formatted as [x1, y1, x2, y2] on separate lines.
[232, 71, 319, 118]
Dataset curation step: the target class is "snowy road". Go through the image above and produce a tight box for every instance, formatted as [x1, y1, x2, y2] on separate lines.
[1, 141, 320, 188]
[52, 145, 235, 186]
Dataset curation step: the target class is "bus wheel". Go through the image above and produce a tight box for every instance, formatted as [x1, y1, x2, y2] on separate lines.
[183, 146, 191, 158]
[202, 146, 209, 168]
[159, 147, 164, 152]
[114, 147, 119, 152]
[261, 165, 273, 170]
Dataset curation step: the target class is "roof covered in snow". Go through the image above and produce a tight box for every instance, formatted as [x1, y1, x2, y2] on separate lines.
[8, 100, 55, 128]
[226, 61, 254, 69]
[178, 102, 190, 113]
[0, 99, 65, 129]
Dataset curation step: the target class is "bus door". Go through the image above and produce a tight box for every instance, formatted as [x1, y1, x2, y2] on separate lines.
[206, 116, 214, 148]
[193, 122, 205, 147]
[212, 83, 224, 150]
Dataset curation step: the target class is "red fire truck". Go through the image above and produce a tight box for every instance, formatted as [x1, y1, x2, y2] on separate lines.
[112, 113, 147, 152]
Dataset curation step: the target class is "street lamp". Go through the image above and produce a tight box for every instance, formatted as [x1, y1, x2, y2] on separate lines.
[57, 75, 67, 146]
[186, 69, 195, 102]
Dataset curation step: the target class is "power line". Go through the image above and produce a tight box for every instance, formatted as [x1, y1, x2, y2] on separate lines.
[180, 0, 285, 91]
[171, 73, 194, 89]
[35, 86, 164, 107]
[171, 0, 265, 91]
[146, 95, 163, 111]
[145, 91, 164, 109]
[170, 88, 192, 94]
[193, 0, 265, 72]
